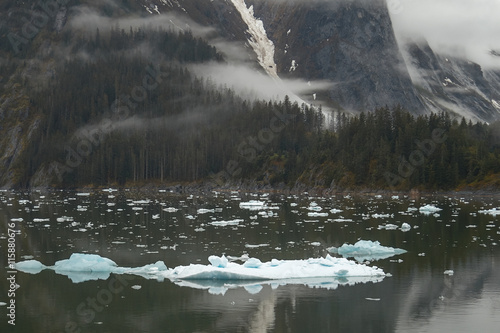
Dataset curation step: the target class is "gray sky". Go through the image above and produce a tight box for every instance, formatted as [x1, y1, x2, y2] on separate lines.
[389, 0, 500, 68]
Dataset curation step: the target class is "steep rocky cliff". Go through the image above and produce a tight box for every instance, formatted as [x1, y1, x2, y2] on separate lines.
[400, 39, 500, 122]
[247, 0, 425, 113]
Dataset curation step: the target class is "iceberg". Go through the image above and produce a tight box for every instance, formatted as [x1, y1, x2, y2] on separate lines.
[54, 253, 118, 272]
[329, 240, 407, 262]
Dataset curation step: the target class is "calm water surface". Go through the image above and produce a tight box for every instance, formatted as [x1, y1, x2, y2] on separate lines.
[1, 190, 499, 333]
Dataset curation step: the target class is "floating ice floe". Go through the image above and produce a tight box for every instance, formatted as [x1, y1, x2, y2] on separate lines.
[307, 202, 322, 211]
[197, 208, 215, 214]
[33, 218, 50, 222]
[378, 223, 412, 232]
[372, 214, 393, 219]
[169, 254, 385, 281]
[15, 252, 387, 293]
[419, 204, 442, 215]
[239, 200, 267, 210]
[478, 208, 500, 216]
[307, 212, 328, 217]
[209, 219, 243, 227]
[328, 240, 407, 262]
[378, 224, 399, 230]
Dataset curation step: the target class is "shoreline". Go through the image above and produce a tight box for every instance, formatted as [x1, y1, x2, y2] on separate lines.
[23, 181, 500, 198]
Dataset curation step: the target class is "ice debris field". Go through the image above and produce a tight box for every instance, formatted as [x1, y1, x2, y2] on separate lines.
[14, 240, 399, 293]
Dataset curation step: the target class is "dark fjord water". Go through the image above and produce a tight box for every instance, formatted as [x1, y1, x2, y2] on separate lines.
[1, 190, 499, 333]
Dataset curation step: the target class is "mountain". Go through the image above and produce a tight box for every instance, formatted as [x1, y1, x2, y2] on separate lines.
[141, 0, 500, 121]
[0, 0, 499, 189]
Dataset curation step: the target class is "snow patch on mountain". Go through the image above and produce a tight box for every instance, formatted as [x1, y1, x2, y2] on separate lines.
[230, 0, 278, 79]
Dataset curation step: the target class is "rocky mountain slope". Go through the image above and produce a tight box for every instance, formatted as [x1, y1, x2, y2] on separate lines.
[140, 0, 500, 122]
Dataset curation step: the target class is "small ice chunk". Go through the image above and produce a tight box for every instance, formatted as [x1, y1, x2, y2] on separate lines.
[307, 203, 322, 211]
[243, 258, 262, 268]
[239, 200, 266, 210]
[270, 259, 281, 266]
[444, 270, 454, 276]
[209, 255, 228, 268]
[378, 224, 399, 230]
[197, 208, 215, 214]
[308, 212, 328, 217]
[210, 219, 243, 227]
[245, 244, 269, 249]
[372, 214, 392, 219]
[400, 223, 411, 232]
[419, 204, 442, 214]
[131, 285, 142, 290]
[33, 218, 50, 222]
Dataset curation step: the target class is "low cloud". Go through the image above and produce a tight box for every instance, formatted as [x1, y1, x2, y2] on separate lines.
[190, 62, 333, 106]
[69, 7, 215, 38]
[391, 0, 500, 69]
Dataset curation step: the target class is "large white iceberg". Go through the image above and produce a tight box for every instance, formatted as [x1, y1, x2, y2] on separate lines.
[168, 255, 385, 280]
[328, 240, 407, 262]
[15, 253, 387, 290]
